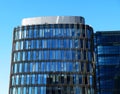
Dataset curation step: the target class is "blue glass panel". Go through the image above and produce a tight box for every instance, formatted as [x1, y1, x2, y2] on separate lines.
[86, 29, 91, 39]
[13, 87, 16, 94]
[12, 76, 15, 85]
[47, 40, 50, 48]
[43, 75, 46, 84]
[17, 52, 20, 61]
[77, 29, 80, 37]
[57, 62, 61, 71]
[35, 87, 37, 94]
[64, 62, 66, 71]
[90, 75, 92, 85]
[29, 87, 32, 94]
[37, 87, 40, 94]
[76, 86, 80, 94]
[28, 51, 30, 61]
[75, 39, 79, 48]
[27, 75, 29, 85]
[39, 29, 43, 37]
[41, 62, 44, 72]
[20, 41, 23, 50]
[18, 87, 21, 94]
[72, 51, 75, 59]
[14, 64, 17, 73]
[21, 75, 24, 85]
[70, 39, 73, 48]
[71, 29, 75, 36]
[38, 75, 41, 84]
[53, 29, 55, 37]
[69, 62, 73, 72]
[32, 75, 35, 84]
[80, 39, 83, 48]
[22, 51, 25, 61]
[39, 40, 42, 48]
[81, 63, 84, 72]
[23, 87, 26, 94]
[30, 28, 33, 38]
[79, 75, 82, 84]
[35, 62, 38, 72]
[75, 62, 79, 72]
[34, 29, 37, 38]
[30, 63, 32, 72]
[24, 63, 27, 72]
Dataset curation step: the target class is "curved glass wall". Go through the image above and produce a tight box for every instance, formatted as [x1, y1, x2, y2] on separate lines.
[95, 32, 120, 94]
[9, 24, 94, 94]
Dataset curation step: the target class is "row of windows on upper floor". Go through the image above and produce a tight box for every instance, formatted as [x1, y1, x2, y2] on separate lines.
[97, 56, 120, 65]
[14, 28, 92, 40]
[98, 81, 114, 89]
[14, 39, 91, 51]
[18, 24, 91, 30]
[10, 86, 94, 94]
[96, 65, 120, 74]
[99, 80, 119, 90]
[11, 74, 93, 86]
[97, 75, 120, 81]
[12, 62, 93, 74]
[96, 71, 119, 79]
[96, 68, 119, 75]
[95, 35, 120, 44]
[96, 45, 120, 54]
[13, 50, 92, 62]
[96, 61, 120, 66]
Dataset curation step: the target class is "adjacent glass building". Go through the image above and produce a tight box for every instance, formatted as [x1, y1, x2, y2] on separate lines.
[9, 16, 95, 94]
[95, 31, 120, 94]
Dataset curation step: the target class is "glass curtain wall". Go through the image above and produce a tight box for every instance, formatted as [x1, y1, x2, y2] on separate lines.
[9, 24, 95, 94]
[95, 32, 120, 94]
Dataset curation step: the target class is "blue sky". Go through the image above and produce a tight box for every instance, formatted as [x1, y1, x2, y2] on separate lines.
[0, 0, 120, 94]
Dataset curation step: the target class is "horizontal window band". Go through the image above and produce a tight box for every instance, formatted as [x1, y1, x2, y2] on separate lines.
[12, 48, 92, 52]
[14, 24, 93, 30]
[10, 84, 94, 88]
[12, 60, 93, 63]
[13, 37, 92, 41]
[11, 72, 94, 76]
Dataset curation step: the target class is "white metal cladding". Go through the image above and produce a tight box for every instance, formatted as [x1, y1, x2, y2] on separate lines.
[22, 16, 85, 26]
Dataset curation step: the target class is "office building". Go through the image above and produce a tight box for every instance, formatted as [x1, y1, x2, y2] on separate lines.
[9, 16, 95, 94]
[95, 31, 120, 94]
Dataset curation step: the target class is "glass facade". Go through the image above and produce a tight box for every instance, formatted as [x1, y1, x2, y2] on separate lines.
[95, 31, 120, 94]
[9, 17, 95, 94]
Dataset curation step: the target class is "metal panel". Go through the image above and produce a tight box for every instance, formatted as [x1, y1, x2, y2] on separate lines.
[22, 16, 85, 26]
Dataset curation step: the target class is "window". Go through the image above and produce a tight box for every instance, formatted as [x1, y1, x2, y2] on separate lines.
[19, 63, 22, 73]
[80, 39, 83, 48]
[21, 75, 24, 85]
[36, 63, 38, 72]
[79, 75, 82, 84]
[29, 87, 32, 94]
[23, 87, 26, 94]
[14, 64, 17, 73]
[41, 62, 44, 72]
[34, 29, 37, 38]
[27, 75, 30, 85]
[28, 51, 30, 61]
[12, 76, 15, 85]
[12, 87, 16, 94]
[32, 75, 35, 84]
[33, 51, 36, 60]
[14, 31, 18, 40]
[89, 76, 92, 85]
[18, 87, 21, 94]
[30, 63, 33, 72]
[22, 52, 25, 61]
